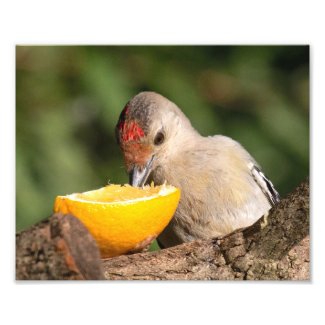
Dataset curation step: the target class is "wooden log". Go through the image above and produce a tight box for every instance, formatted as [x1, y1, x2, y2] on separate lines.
[16, 179, 309, 280]
[102, 178, 309, 280]
[16, 213, 105, 280]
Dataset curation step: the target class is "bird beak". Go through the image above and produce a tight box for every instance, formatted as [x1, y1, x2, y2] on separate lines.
[129, 155, 155, 187]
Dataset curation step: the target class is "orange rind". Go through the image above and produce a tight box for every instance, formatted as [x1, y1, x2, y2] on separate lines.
[54, 184, 180, 258]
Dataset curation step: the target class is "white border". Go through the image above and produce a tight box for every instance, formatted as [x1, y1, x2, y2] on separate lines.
[2, 1, 324, 325]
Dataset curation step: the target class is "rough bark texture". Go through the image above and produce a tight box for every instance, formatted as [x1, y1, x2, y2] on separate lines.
[102, 178, 309, 280]
[16, 213, 104, 280]
[16, 178, 309, 280]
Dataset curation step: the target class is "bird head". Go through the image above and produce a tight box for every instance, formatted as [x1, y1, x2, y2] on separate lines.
[115, 91, 195, 187]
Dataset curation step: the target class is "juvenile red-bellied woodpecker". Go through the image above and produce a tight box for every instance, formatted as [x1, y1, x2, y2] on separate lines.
[115, 91, 280, 248]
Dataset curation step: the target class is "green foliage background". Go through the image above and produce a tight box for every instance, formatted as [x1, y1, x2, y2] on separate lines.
[16, 46, 309, 232]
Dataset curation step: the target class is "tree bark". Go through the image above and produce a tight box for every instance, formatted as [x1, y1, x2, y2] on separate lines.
[16, 213, 105, 280]
[16, 178, 309, 280]
[102, 178, 309, 280]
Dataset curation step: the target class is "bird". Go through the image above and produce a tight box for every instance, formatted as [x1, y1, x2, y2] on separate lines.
[115, 91, 280, 248]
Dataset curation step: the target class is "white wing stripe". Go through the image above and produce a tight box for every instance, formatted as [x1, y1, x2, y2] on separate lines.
[249, 163, 280, 207]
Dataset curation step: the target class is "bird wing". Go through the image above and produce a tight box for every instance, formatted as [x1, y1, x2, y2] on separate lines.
[249, 163, 281, 207]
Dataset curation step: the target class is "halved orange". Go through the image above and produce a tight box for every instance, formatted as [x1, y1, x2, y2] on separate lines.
[53, 184, 180, 258]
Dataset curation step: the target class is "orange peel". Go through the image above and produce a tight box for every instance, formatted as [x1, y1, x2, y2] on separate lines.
[53, 184, 180, 258]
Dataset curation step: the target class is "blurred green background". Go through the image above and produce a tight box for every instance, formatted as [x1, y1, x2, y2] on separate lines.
[16, 45, 309, 232]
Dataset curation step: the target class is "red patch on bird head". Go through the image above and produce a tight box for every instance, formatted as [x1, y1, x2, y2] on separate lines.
[117, 104, 145, 143]
[119, 120, 145, 142]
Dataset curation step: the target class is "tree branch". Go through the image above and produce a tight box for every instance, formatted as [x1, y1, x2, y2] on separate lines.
[102, 178, 309, 280]
[16, 213, 105, 280]
[16, 178, 309, 280]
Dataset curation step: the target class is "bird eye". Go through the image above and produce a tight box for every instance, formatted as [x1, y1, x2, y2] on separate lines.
[154, 131, 165, 146]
